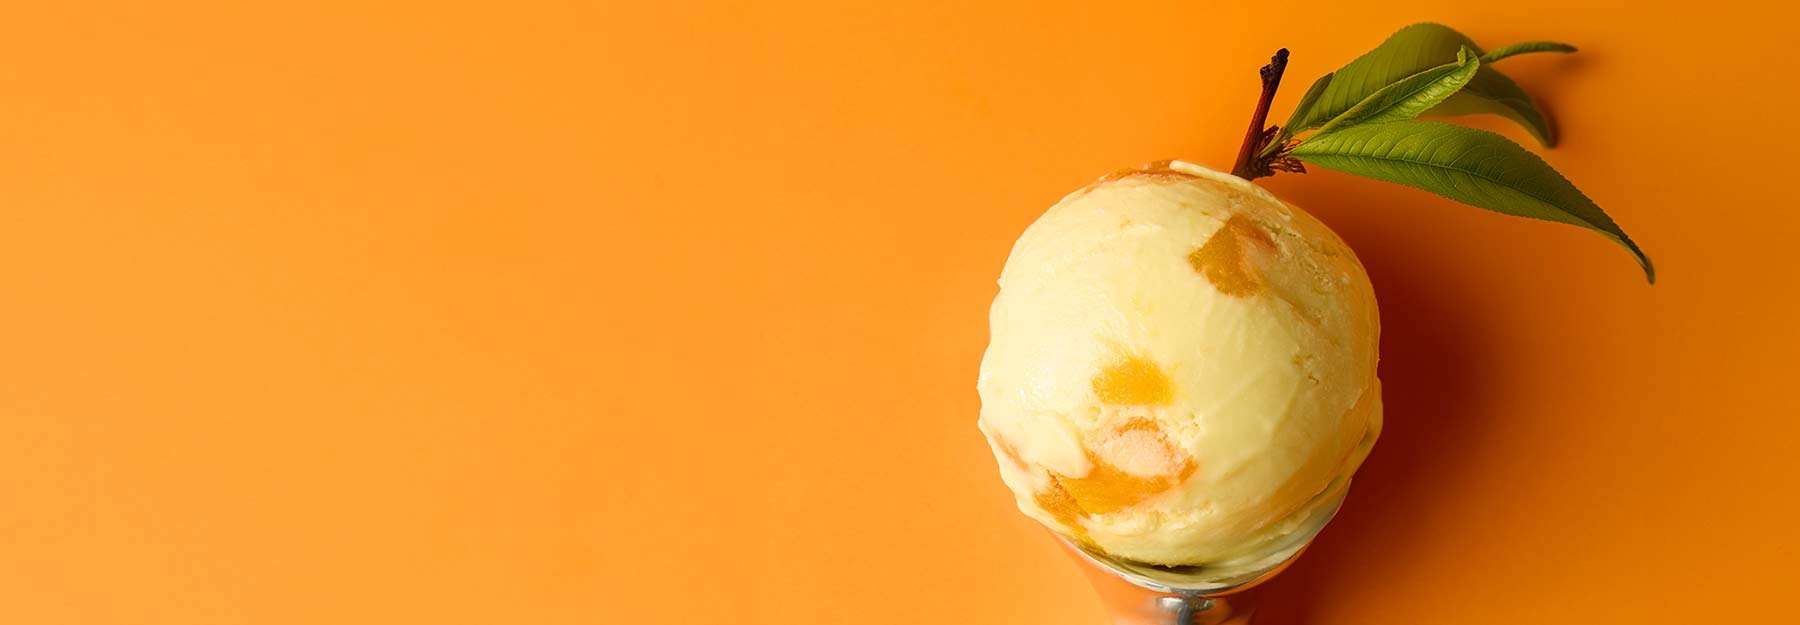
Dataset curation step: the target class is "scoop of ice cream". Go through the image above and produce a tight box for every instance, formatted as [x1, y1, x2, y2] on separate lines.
[977, 160, 1381, 567]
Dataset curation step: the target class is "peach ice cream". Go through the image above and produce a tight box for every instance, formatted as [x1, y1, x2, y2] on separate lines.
[978, 160, 1381, 566]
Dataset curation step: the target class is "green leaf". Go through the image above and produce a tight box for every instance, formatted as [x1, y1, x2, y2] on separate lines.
[1288, 72, 1333, 127]
[1482, 41, 1576, 63]
[1290, 121, 1653, 282]
[1284, 23, 1562, 146]
[1436, 63, 1557, 147]
[1312, 47, 1479, 136]
[1271, 71, 1333, 149]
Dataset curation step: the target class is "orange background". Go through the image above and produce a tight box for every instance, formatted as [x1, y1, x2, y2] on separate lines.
[1, 2, 1795, 624]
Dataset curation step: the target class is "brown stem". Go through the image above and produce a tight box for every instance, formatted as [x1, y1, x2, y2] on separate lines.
[1230, 48, 1289, 180]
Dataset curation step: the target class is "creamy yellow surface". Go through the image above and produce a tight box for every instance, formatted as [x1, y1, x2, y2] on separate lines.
[977, 160, 1382, 566]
